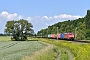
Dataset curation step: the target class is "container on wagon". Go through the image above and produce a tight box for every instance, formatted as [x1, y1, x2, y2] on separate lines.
[60, 34, 64, 39]
[64, 33, 68, 39]
[57, 34, 60, 38]
[51, 34, 56, 38]
[48, 34, 51, 38]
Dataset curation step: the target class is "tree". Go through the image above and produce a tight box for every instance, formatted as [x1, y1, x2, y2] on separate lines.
[75, 22, 86, 40]
[86, 10, 90, 29]
[85, 30, 90, 40]
[59, 24, 66, 33]
[4, 19, 34, 41]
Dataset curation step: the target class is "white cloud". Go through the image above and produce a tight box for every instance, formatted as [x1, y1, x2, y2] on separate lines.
[26, 17, 32, 21]
[1, 11, 9, 15]
[42, 16, 49, 20]
[0, 11, 83, 33]
[42, 14, 83, 21]
[42, 16, 53, 20]
[17, 15, 22, 19]
[0, 11, 23, 21]
[0, 11, 83, 22]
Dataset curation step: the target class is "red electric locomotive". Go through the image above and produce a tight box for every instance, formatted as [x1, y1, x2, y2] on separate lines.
[64, 32, 74, 40]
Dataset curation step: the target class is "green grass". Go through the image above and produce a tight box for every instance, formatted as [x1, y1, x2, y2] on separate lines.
[59, 47, 69, 60]
[0, 36, 11, 41]
[28, 47, 58, 60]
[0, 41, 46, 60]
[36, 48, 58, 60]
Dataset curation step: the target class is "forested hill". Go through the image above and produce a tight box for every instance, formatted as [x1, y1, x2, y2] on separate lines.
[37, 10, 90, 40]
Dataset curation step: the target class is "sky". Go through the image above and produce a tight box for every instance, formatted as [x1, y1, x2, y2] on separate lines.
[0, 0, 90, 34]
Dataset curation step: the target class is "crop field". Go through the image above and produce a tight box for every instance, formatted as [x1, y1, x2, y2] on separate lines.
[0, 41, 46, 60]
[0, 36, 11, 41]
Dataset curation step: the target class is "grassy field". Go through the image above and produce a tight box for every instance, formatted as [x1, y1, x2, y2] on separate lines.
[0, 41, 46, 60]
[22, 42, 58, 60]
[31, 47, 58, 60]
[0, 36, 11, 41]
[58, 47, 69, 60]
[0, 36, 59, 60]
[0, 36, 73, 60]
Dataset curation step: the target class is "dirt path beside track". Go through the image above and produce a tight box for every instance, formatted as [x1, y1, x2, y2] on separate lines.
[55, 50, 60, 60]
[65, 48, 74, 60]
[55, 48, 73, 60]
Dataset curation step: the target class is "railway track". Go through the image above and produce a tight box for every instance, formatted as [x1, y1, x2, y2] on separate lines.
[56, 39, 90, 43]
[73, 40, 90, 43]
[37, 37, 90, 43]
[54, 39, 90, 43]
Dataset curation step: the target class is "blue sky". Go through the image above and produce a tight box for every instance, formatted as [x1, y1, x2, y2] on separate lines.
[0, 0, 90, 34]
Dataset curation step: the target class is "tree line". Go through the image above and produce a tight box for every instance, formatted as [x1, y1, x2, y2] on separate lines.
[37, 10, 90, 40]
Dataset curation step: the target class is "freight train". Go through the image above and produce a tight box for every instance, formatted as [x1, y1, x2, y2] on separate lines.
[37, 32, 74, 40]
[48, 32, 74, 40]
